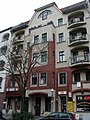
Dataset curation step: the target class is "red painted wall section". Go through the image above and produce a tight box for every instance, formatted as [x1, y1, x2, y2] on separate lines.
[56, 67, 72, 93]
[27, 41, 55, 90]
[0, 93, 3, 111]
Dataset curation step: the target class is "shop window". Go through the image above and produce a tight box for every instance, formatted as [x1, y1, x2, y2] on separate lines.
[45, 97, 51, 112]
[58, 73, 66, 85]
[31, 73, 38, 85]
[76, 95, 90, 112]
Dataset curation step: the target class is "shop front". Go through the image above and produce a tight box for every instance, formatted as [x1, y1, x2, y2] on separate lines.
[76, 95, 90, 112]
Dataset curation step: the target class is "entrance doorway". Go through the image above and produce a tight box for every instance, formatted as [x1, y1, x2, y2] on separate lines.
[60, 96, 66, 112]
[35, 96, 41, 116]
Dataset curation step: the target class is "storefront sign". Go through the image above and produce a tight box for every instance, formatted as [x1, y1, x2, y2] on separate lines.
[58, 91, 67, 95]
[67, 101, 73, 112]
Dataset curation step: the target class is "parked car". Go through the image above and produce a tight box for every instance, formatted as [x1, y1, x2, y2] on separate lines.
[39, 112, 76, 120]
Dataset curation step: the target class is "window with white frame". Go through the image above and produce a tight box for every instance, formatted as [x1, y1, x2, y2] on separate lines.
[42, 33, 47, 42]
[34, 35, 39, 44]
[58, 33, 64, 42]
[59, 51, 65, 62]
[33, 53, 39, 61]
[0, 77, 2, 89]
[58, 18, 63, 26]
[40, 72, 46, 85]
[58, 73, 66, 85]
[31, 73, 38, 85]
[41, 51, 47, 62]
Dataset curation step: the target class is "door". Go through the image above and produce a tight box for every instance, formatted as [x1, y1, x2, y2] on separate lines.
[35, 96, 41, 116]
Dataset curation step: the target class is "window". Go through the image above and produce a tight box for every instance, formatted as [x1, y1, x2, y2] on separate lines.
[2, 33, 9, 42]
[58, 33, 64, 42]
[0, 46, 7, 55]
[53, 34, 55, 41]
[33, 53, 39, 61]
[42, 33, 47, 42]
[34, 35, 39, 44]
[83, 49, 89, 61]
[41, 51, 47, 62]
[38, 10, 52, 20]
[58, 18, 63, 26]
[0, 77, 2, 89]
[40, 73, 46, 85]
[74, 73, 80, 82]
[45, 97, 51, 112]
[58, 73, 66, 85]
[73, 51, 78, 63]
[31, 73, 38, 85]
[59, 51, 65, 62]
[10, 79, 15, 87]
[0, 60, 5, 71]
[86, 71, 90, 81]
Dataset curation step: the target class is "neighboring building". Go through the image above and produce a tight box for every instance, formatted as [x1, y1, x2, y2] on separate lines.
[0, 27, 12, 111]
[4, 0, 90, 117]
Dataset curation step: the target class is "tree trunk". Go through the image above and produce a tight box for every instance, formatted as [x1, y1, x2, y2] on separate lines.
[21, 89, 26, 112]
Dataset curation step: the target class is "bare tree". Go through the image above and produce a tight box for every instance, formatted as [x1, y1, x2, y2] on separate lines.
[3, 38, 48, 112]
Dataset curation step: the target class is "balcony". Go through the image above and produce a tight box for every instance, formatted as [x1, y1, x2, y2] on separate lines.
[70, 54, 90, 67]
[13, 36, 24, 44]
[72, 83, 81, 92]
[68, 16, 86, 28]
[69, 34, 88, 46]
[72, 82, 90, 92]
[11, 51, 23, 58]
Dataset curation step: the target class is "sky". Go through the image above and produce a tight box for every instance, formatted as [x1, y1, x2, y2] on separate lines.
[0, 0, 83, 31]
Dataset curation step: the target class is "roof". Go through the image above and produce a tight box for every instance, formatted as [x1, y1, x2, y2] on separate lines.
[11, 20, 30, 32]
[34, 2, 58, 12]
[0, 27, 12, 33]
[60, 1, 87, 14]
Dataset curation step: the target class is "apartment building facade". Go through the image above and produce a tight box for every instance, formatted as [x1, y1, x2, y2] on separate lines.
[0, 27, 12, 111]
[4, 0, 90, 116]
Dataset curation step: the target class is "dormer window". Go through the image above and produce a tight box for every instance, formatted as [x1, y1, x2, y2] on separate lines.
[38, 10, 52, 20]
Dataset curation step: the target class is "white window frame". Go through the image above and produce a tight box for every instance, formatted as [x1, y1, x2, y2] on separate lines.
[39, 72, 47, 86]
[58, 72, 67, 86]
[59, 51, 65, 62]
[31, 73, 38, 86]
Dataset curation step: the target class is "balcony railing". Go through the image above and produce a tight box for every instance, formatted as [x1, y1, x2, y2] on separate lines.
[13, 36, 24, 44]
[69, 34, 88, 45]
[68, 16, 86, 28]
[70, 54, 90, 66]
[70, 35, 86, 42]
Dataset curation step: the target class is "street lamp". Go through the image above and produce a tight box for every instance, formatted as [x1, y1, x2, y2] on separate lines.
[51, 88, 54, 112]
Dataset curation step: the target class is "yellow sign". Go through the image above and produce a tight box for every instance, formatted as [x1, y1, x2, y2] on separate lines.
[67, 101, 73, 112]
